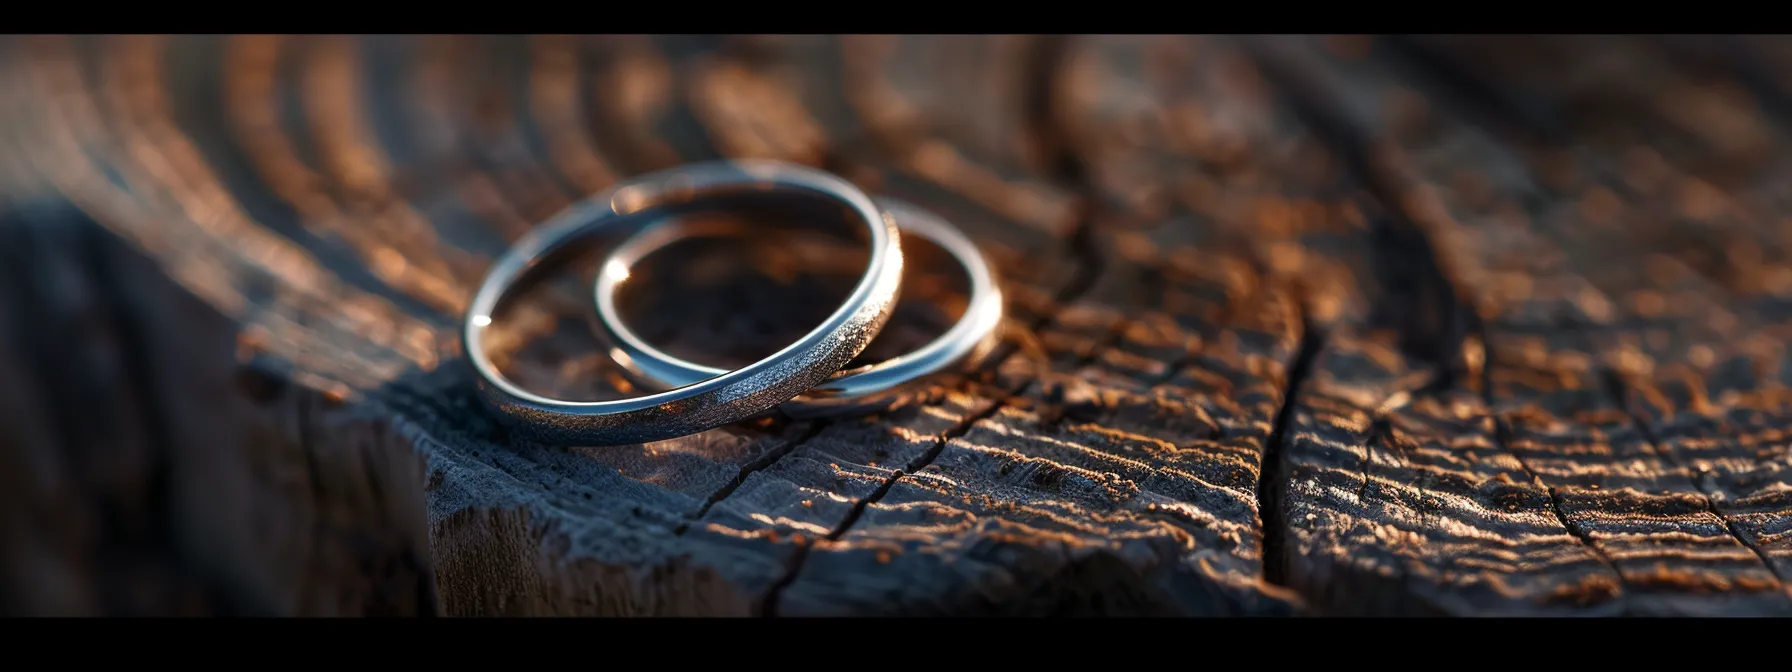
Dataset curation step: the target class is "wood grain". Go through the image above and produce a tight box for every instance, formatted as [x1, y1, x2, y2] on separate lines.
[0, 34, 1787, 616]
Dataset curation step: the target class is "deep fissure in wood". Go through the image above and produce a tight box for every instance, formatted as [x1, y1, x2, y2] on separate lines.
[1259, 316, 1322, 590]
[13, 34, 1792, 617]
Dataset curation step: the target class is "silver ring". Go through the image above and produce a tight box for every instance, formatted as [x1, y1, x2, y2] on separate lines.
[463, 160, 904, 445]
[593, 196, 1004, 418]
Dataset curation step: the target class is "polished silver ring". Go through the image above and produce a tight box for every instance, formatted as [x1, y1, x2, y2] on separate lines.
[463, 160, 903, 445]
[593, 196, 1004, 418]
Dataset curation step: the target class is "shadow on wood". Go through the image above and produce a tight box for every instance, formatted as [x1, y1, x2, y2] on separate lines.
[1, 34, 1789, 616]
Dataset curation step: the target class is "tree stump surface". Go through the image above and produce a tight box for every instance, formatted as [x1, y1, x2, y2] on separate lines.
[2, 34, 1789, 616]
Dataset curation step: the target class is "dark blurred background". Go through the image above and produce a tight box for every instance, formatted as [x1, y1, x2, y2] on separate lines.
[2, 35, 1789, 617]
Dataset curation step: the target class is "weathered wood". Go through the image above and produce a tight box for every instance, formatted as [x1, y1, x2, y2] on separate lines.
[1, 34, 1788, 616]
[1249, 34, 1792, 615]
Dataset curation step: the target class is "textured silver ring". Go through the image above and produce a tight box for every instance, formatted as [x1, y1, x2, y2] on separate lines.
[593, 196, 1003, 418]
[463, 159, 903, 445]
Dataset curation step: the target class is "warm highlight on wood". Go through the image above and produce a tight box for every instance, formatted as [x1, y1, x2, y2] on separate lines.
[0, 35, 1788, 616]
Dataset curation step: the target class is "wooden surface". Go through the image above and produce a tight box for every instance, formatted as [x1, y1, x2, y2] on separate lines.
[1, 34, 1789, 616]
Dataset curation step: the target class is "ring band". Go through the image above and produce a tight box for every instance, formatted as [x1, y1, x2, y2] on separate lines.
[463, 160, 904, 445]
[593, 196, 1004, 418]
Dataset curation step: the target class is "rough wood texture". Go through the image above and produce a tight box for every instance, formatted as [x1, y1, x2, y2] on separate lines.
[1, 34, 1789, 616]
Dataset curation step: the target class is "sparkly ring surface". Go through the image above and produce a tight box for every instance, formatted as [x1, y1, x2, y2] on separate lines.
[462, 160, 903, 445]
[593, 196, 1003, 418]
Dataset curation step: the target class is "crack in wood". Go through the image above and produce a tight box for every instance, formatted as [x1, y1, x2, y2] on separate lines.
[1259, 315, 1322, 590]
[758, 384, 1016, 617]
[675, 421, 827, 536]
[1239, 36, 1501, 598]
[756, 203, 1145, 613]
[1493, 412, 1627, 595]
[760, 38, 1114, 611]
[1599, 367, 1790, 589]
[17, 33, 1792, 616]
[756, 208, 1116, 614]
[1240, 37, 1478, 386]
[1478, 324, 1630, 608]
